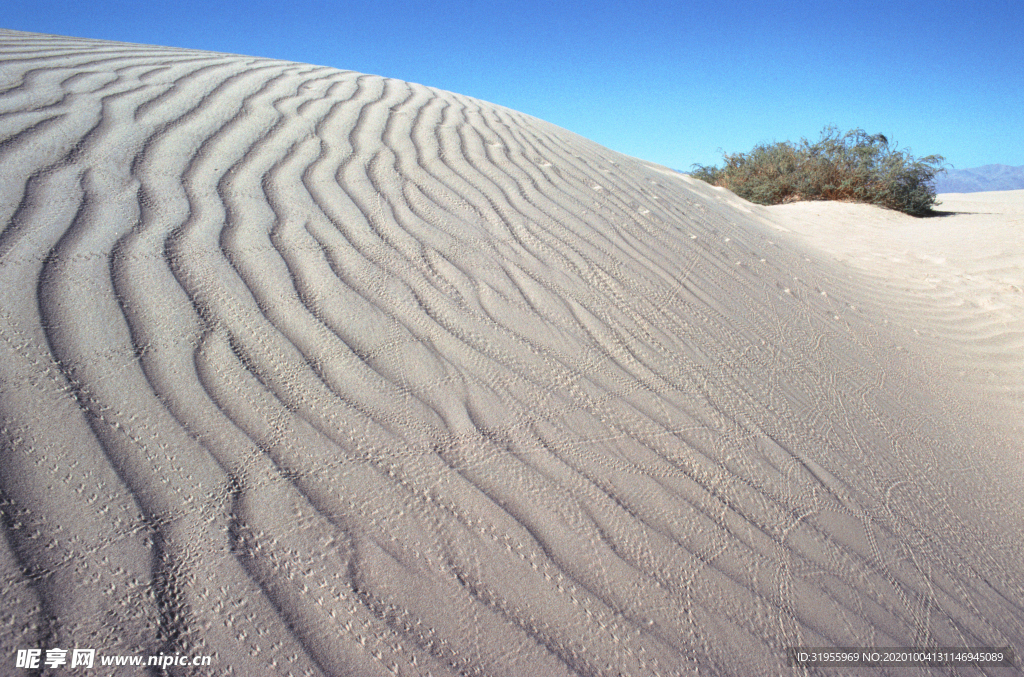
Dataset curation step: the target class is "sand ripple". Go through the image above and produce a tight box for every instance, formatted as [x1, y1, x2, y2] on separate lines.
[1, 30, 1022, 675]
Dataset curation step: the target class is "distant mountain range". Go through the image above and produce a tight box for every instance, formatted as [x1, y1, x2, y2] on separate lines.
[932, 164, 1024, 193]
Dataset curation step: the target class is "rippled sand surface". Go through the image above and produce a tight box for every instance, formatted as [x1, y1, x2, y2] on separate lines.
[1, 30, 1021, 676]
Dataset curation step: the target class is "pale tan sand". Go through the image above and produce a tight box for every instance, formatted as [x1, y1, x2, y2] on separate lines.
[761, 192, 1024, 446]
[1, 29, 1022, 676]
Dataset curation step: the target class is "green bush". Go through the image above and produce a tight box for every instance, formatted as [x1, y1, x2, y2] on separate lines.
[690, 126, 947, 216]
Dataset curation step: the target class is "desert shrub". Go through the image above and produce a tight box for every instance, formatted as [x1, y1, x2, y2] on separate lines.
[690, 126, 946, 216]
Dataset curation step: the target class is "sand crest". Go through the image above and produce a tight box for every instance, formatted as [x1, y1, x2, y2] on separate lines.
[1, 30, 1021, 675]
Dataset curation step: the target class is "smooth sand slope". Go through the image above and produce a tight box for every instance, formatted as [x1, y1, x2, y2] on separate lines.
[763, 193, 1024, 447]
[1, 30, 1021, 676]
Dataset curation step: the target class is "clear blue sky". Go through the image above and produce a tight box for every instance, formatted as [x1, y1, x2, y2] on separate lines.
[4, 0, 1022, 171]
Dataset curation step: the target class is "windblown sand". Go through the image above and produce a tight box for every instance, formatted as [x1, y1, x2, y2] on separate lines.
[1, 30, 1021, 676]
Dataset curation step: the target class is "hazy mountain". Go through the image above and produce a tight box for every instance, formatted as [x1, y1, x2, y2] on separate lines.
[933, 164, 1024, 193]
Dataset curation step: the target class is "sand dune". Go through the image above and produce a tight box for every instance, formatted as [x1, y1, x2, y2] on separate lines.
[1, 30, 1021, 676]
